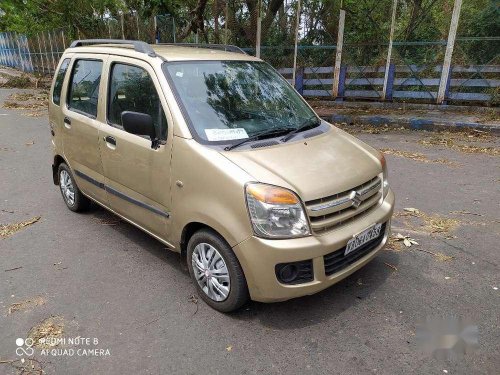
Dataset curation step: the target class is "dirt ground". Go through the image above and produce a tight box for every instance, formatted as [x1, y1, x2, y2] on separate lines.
[0, 88, 499, 374]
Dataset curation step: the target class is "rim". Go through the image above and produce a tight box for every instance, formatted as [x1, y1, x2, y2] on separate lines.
[191, 243, 230, 302]
[60, 169, 75, 206]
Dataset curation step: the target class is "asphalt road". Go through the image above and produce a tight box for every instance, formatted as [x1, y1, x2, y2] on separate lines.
[1, 88, 499, 375]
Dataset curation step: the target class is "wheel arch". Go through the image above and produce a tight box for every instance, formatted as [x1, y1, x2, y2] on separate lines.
[180, 222, 221, 261]
[52, 154, 67, 185]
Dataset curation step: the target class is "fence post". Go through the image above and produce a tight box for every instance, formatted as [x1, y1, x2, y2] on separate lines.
[336, 65, 347, 101]
[255, 0, 262, 58]
[136, 12, 140, 40]
[437, 0, 462, 104]
[41, 32, 51, 73]
[442, 66, 453, 105]
[214, 0, 219, 43]
[120, 13, 125, 40]
[36, 34, 45, 75]
[332, 9, 346, 98]
[154, 16, 158, 43]
[47, 31, 57, 71]
[385, 63, 396, 100]
[382, 0, 398, 100]
[295, 66, 304, 95]
[15, 32, 24, 72]
[28, 36, 34, 72]
[292, 0, 301, 85]
[225, 3, 228, 44]
[61, 29, 67, 49]
[173, 17, 176, 43]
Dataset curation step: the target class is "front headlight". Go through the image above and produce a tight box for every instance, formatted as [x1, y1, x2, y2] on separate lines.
[380, 153, 389, 197]
[245, 183, 311, 239]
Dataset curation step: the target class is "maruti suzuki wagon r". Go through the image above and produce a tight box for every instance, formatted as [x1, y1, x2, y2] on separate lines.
[49, 39, 395, 312]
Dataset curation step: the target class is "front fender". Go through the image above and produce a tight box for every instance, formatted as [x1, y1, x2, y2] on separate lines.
[169, 137, 254, 248]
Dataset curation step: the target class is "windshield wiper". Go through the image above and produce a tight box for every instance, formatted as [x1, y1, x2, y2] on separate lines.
[281, 115, 321, 142]
[224, 127, 293, 151]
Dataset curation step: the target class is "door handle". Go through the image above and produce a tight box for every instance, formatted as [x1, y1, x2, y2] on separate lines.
[104, 136, 116, 146]
[63, 117, 71, 129]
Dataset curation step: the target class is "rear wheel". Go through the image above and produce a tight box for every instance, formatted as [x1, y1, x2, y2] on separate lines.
[58, 163, 91, 212]
[187, 229, 249, 313]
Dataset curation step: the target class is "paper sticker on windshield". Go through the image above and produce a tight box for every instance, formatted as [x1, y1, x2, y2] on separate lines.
[205, 128, 249, 141]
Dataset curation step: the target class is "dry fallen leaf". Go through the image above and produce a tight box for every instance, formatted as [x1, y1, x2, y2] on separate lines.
[384, 262, 398, 271]
[226, 346, 232, 352]
[8, 296, 46, 314]
[28, 316, 65, 349]
[393, 233, 419, 247]
[0, 216, 41, 239]
[423, 216, 460, 234]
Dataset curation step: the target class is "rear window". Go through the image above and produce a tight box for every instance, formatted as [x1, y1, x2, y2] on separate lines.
[52, 58, 70, 105]
[67, 59, 103, 118]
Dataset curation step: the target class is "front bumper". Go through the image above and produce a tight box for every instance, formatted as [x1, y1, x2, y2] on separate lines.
[233, 189, 395, 302]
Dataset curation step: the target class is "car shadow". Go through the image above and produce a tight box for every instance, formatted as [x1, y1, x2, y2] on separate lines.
[85, 203, 399, 329]
[85, 203, 189, 277]
[230, 252, 399, 330]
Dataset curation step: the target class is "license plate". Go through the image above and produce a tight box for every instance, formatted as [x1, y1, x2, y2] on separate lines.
[345, 223, 382, 256]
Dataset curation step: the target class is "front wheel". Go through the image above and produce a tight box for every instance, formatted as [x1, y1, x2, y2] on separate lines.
[187, 229, 249, 313]
[58, 163, 91, 212]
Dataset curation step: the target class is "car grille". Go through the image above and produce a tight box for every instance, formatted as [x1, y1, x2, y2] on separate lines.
[324, 223, 387, 276]
[305, 176, 382, 234]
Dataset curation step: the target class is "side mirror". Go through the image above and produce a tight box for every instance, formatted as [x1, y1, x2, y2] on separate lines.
[121, 111, 155, 139]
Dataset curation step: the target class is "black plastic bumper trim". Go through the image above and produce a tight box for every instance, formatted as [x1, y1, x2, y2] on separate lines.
[74, 169, 170, 218]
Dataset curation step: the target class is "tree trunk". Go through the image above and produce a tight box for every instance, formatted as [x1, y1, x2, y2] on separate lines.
[178, 0, 209, 41]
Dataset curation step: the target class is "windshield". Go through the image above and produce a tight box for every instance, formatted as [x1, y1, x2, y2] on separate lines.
[163, 61, 317, 144]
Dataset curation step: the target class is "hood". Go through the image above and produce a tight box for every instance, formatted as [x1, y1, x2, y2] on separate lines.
[221, 125, 383, 202]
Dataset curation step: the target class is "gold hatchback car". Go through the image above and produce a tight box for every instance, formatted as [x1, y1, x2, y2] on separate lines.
[49, 40, 395, 312]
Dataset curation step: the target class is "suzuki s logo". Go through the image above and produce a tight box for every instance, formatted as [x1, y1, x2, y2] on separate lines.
[349, 191, 362, 208]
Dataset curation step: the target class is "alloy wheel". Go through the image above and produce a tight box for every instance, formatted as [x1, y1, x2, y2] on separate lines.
[60, 169, 75, 206]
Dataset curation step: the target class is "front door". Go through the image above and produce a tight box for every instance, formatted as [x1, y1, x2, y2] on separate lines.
[98, 57, 172, 239]
[62, 56, 107, 203]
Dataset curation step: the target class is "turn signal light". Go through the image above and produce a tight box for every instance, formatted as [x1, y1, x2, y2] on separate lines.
[246, 184, 299, 205]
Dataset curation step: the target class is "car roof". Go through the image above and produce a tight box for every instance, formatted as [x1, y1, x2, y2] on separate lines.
[65, 43, 260, 62]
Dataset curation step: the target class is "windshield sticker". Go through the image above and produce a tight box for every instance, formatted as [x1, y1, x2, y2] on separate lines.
[205, 128, 249, 141]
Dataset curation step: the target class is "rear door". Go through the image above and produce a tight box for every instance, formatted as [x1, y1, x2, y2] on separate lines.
[98, 57, 172, 239]
[62, 55, 107, 204]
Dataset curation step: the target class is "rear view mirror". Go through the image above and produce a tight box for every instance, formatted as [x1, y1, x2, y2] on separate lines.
[121, 111, 155, 139]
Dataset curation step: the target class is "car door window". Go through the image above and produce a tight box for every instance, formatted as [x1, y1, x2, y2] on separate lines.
[108, 63, 167, 140]
[68, 59, 103, 118]
[52, 58, 70, 105]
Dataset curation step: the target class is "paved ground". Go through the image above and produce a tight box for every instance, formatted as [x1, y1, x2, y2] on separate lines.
[0, 88, 499, 375]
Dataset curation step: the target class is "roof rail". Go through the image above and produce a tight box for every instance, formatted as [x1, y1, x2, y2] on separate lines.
[159, 43, 247, 55]
[69, 39, 157, 57]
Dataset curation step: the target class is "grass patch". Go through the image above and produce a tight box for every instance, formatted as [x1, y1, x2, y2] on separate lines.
[3, 101, 46, 110]
[0, 75, 33, 88]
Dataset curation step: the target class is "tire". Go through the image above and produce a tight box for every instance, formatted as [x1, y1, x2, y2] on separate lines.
[187, 229, 249, 313]
[58, 163, 91, 212]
